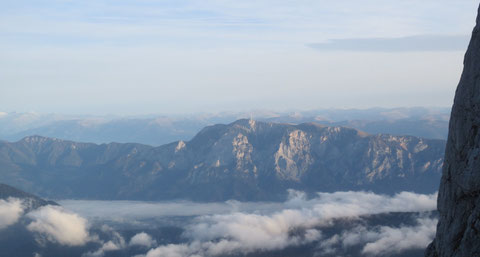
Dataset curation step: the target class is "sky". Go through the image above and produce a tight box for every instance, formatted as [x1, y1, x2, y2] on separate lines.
[0, 0, 478, 115]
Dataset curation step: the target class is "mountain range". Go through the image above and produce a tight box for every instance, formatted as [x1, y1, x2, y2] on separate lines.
[0, 119, 445, 201]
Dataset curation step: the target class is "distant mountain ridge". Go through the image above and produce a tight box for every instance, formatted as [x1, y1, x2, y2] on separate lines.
[0, 119, 445, 201]
[0, 107, 449, 146]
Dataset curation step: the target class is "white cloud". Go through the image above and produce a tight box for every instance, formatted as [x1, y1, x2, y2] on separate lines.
[140, 191, 437, 257]
[82, 225, 126, 257]
[304, 191, 437, 217]
[26, 205, 90, 246]
[318, 216, 437, 256]
[145, 244, 195, 257]
[130, 232, 157, 248]
[183, 212, 322, 255]
[361, 217, 438, 256]
[0, 197, 24, 229]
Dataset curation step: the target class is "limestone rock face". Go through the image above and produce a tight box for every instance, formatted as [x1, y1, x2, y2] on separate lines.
[426, 4, 480, 257]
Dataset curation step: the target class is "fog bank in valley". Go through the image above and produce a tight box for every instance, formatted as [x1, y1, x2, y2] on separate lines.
[0, 191, 437, 257]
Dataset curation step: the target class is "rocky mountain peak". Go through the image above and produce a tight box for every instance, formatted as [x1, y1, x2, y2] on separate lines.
[21, 135, 59, 144]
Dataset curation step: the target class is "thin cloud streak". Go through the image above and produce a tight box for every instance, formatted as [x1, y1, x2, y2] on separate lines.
[1, 1, 477, 45]
[309, 35, 470, 52]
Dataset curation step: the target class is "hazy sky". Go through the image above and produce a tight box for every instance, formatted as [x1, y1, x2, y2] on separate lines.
[1, 0, 478, 115]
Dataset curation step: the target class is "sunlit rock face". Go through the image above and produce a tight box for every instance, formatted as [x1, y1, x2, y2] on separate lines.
[425, 4, 480, 257]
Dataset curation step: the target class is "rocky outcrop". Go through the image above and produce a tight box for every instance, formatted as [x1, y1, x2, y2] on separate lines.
[425, 4, 480, 257]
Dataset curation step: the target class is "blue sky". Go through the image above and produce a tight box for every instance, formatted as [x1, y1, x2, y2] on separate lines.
[1, 0, 478, 115]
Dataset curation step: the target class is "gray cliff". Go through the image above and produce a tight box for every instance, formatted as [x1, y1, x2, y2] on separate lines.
[426, 4, 480, 257]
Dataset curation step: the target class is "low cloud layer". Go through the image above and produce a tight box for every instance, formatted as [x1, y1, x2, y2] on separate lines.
[362, 217, 437, 256]
[27, 205, 90, 246]
[59, 191, 435, 221]
[319, 216, 437, 256]
[0, 198, 24, 229]
[140, 191, 437, 257]
[0, 191, 438, 257]
[59, 200, 283, 220]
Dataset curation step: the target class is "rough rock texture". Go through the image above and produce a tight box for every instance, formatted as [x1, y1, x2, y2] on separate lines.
[425, 4, 480, 257]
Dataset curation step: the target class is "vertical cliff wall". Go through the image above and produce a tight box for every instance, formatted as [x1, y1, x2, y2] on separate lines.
[426, 4, 480, 257]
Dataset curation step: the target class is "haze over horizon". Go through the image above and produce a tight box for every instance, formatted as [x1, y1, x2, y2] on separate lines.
[1, 0, 478, 115]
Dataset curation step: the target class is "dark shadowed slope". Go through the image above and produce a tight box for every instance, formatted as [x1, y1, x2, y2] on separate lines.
[0, 183, 57, 211]
[425, 4, 480, 257]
